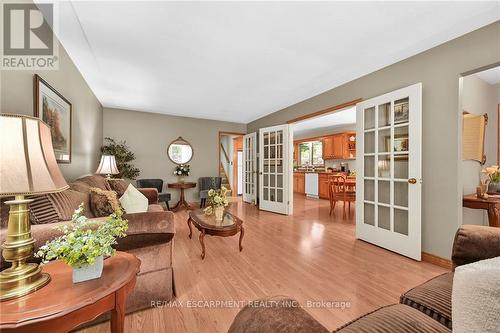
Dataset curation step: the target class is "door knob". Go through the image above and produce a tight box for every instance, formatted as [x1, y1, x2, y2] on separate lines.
[408, 178, 417, 184]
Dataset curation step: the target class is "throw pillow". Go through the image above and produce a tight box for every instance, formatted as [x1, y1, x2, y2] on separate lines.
[452, 256, 500, 333]
[47, 189, 92, 220]
[89, 187, 123, 217]
[107, 179, 129, 197]
[119, 184, 148, 214]
[29, 195, 59, 224]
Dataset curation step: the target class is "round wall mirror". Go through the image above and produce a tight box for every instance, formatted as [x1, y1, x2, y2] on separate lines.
[167, 137, 193, 164]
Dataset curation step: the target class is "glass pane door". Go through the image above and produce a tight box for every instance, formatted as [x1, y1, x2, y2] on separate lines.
[259, 125, 292, 215]
[356, 83, 422, 260]
[243, 132, 256, 203]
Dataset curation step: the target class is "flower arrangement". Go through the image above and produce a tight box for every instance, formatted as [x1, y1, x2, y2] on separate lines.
[482, 165, 500, 183]
[203, 186, 229, 221]
[35, 203, 128, 269]
[174, 164, 190, 176]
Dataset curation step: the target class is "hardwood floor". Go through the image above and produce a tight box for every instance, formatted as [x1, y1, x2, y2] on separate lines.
[82, 194, 447, 333]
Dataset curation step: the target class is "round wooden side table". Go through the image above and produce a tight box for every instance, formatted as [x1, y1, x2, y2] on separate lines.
[168, 182, 197, 212]
[0, 251, 140, 333]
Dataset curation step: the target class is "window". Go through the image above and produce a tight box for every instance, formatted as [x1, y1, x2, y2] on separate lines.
[299, 141, 323, 166]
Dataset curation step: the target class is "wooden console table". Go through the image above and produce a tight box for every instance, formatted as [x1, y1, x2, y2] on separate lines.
[168, 182, 197, 212]
[0, 251, 140, 333]
[463, 194, 500, 227]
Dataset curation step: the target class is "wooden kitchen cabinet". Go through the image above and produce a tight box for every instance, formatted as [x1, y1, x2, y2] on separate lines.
[321, 132, 356, 161]
[322, 136, 334, 160]
[332, 134, 344, 159]
[293, 173, 305, 194]
[318, 173, 330, 199]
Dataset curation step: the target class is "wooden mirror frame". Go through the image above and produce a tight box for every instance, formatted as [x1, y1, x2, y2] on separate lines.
[167, 136, 194, 165]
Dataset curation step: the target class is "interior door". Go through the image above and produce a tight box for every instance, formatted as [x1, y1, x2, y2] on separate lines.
[259, 125, 293, 215]
[243, 132, 257, 204]
[356, 83, 422, 260]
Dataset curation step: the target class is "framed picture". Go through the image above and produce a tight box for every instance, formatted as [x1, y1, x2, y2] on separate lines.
[394, 100, 409, 124]
[385, 134, 409, 160]
[34, 74, 72, 163]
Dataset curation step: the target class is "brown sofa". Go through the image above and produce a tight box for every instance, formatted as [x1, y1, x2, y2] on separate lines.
[0, 175, 175, 317]
[228, 225, 500, 333]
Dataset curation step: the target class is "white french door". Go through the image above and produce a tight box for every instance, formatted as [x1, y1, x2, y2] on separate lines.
[243, 132, 257, 204]
[356, 83, 422, 260]
[259, 125, 293, 215]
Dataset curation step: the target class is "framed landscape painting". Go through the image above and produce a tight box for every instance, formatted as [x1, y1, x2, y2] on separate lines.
[34, 74, 72, 163]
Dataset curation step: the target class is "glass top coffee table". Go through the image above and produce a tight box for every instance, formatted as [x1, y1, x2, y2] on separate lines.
[187, 209, 244, 260]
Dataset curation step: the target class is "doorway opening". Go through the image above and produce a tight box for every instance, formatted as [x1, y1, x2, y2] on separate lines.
[290, 104, 357, 221]
[219, 132, 244, 197]
[460, 65, 500, 228]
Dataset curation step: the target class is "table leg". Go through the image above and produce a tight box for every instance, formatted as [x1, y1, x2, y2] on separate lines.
[199, 229, 206, 259]
[187, 217, 193, 239]
[110, 288, 126, 333]
[239, 226, 244, 252]
[487, 204, 500, 228]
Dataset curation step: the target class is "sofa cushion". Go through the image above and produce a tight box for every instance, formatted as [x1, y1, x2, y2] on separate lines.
[400, 272, 453, 329]
[452, 256, 500, 333]
[29, 195, 59, 224]
[119, 184, 149, 214]
[89, 187, 122, 216]
[228, 296, 329, 333]
[335, 304, 451, 333]
[107, 179, 129, 197]
[47, 188, 92, 220]
[76, 175, 111, 191]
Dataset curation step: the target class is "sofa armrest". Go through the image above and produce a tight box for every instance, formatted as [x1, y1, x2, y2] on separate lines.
[452, 224, 500, 270]
[138, 188, 159, 205]
[228, 297, 329, 333]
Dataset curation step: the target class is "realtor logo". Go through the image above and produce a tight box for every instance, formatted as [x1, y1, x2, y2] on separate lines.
[1, 2, 59, 69]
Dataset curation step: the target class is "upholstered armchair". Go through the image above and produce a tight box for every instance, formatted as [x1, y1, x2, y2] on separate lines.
[136, 179, 171, 210]
[198, 177, 222, 207]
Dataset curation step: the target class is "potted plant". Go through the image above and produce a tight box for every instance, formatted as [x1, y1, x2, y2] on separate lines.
[203, 186, 229, 221]
[482, 165, 500, 193]
[101, 137, 140, 180]
[35, 203, 128, 283]
[174, 164, 190, 183]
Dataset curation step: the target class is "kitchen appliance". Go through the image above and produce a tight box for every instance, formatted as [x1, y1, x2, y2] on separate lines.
[305, 173, 319, 198]
[340, 162, 348, 172]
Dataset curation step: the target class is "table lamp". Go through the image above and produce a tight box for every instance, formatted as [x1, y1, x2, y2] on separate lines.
[95, 155, 119, 179]
[0, 114, 69, 301]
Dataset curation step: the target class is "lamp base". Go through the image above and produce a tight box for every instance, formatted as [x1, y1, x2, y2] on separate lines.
[0, 196, 50, 301]
[0, 263, 50, 301]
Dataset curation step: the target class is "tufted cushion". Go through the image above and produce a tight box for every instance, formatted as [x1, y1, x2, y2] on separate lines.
[335, 304, 451, 333]
[89, 187, 122, 217]
[400, 272, 453, 329]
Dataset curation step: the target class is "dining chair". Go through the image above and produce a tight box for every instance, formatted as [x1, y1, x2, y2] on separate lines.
[136, 179, 171, 210]
[328, 175, 356, 218]
[198, 177, 222, 208]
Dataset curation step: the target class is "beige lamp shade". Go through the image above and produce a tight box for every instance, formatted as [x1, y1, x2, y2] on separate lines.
[95, 155, 119, 175]
[0, 114, 69, 197]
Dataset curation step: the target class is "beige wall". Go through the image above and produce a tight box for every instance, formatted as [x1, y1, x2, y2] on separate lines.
[248, 22, 500, 259]
[0, 44, 103, 181]
[103, 108, 246, 202]
[462, 74, 500, 226]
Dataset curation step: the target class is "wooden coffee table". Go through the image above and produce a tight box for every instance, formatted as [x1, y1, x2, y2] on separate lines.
[168, 182, 197, 212]
[187, 209, 244, 259]
[0, 251, 140, 333]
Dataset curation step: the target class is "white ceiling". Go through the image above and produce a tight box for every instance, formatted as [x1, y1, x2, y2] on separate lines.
[475, 66, 500, 85]
[292, 106, 356, 137]
[45, 1, 499, 123]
